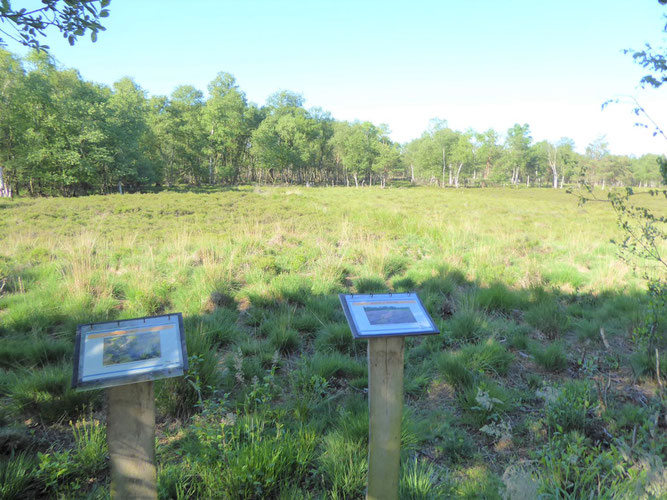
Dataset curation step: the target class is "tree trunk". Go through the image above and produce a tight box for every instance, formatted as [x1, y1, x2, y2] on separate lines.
[442, 148, 447, 187]
[454, 162, 463, 188]
[410, 163, 415, 183]
[354, 173, 358, 188]
[0, 166, 11, 198]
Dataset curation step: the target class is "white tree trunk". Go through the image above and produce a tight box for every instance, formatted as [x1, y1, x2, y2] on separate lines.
[454, 162, 463, 188]
[354, 173, 358, 188]
[410, 164, 415, 183]
[0, 166, 11, 198]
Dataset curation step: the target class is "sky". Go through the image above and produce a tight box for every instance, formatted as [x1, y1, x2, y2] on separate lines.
[4, 0, 667, 156]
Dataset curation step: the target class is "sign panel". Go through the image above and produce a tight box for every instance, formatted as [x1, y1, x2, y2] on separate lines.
[339, 293, 439, 338]
[72, 313, 188, 390]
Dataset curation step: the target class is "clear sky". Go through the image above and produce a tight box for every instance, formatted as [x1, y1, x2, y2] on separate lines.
[5, 0, 667, 155]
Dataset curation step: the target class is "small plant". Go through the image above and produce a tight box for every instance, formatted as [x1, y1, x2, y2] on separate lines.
[525, 299, 569, 340]
[437, 352, 475, 389]
[450, 309, 488, 343]
[459, 339, 513, 377]
[542, 381, 596, 434]
[399, 457, 451, 499]
[532, 342, 568, 372]
[10, 364, 100, 424]
[315, 322, 357, 355]
[0, 451, 37, 500]
[317, 430, 367, 499]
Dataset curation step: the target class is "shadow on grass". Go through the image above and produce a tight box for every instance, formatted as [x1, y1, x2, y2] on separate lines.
[0, 262, 663, 497]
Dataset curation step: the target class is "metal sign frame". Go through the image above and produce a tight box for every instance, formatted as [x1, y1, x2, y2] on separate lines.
[72, 313, 188, 391]
[339, 292, 439, 339]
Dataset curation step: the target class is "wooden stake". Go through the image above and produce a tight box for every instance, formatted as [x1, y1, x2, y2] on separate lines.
[367, 337, 404, 500]
[107, 381, 157, 500]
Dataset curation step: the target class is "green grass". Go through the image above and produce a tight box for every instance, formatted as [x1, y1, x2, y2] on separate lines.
[0, 186, 664, 498]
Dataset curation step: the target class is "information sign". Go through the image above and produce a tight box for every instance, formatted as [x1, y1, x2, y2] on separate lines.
[72, 313, 188, 390]
[339, 292, 439, 338]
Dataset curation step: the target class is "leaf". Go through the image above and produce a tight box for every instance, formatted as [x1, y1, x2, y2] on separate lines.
[100, 10, 109, 18]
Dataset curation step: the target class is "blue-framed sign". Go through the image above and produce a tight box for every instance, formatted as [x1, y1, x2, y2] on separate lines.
[339, 293, 439, 339]
[72, 313, 188, 391]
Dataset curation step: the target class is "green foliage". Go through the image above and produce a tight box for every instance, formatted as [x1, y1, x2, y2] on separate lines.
[532, 341, 568, 372]
[459, 339, 513, 377]
[37, 417, 107, 496]
[315, 323, 358, 355]
[156, 325, 220, 417]
[535, 431, 630, 499]
[10, 364, 99, 424]
[0, 451, 37, 500]
[541, 380, 596, 434]
[399, 457, 451, 499]
[525, 298, 569, 339]
[189, 401, 318, 499]
[317, 430, 367, 498]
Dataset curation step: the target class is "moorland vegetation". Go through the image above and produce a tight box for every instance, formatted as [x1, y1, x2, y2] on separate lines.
[0, 187, 665, 498]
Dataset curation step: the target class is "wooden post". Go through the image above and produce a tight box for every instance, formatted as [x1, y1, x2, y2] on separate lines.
[367, 337, 404, 500]
[107, 381, 157, 500]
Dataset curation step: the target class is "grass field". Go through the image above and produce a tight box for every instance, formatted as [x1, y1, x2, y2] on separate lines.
[0, 186, 665, 499]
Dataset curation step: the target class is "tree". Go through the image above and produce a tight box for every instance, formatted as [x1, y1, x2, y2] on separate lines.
[202, 72, 248, 184]
[0, 0, 110, 50]
[503, 123, 532, 185]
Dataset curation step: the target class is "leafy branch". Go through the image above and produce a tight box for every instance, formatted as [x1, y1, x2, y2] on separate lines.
[0, 0, 110, 50]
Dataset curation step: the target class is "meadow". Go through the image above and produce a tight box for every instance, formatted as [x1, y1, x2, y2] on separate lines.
[0, 186, 665, 499]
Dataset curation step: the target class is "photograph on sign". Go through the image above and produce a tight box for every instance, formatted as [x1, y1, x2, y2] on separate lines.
[339, 293, 439, 338]
[72, 313, 188, 390]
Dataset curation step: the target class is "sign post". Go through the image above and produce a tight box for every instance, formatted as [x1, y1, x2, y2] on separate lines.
[72, 314, 188, 500]
[339, 293, 438, 500]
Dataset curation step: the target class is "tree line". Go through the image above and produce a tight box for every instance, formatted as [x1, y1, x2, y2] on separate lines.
[0, 49, 664, 197]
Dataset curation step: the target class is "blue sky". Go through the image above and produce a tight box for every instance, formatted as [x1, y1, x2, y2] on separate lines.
[5, 0, 667, 155]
